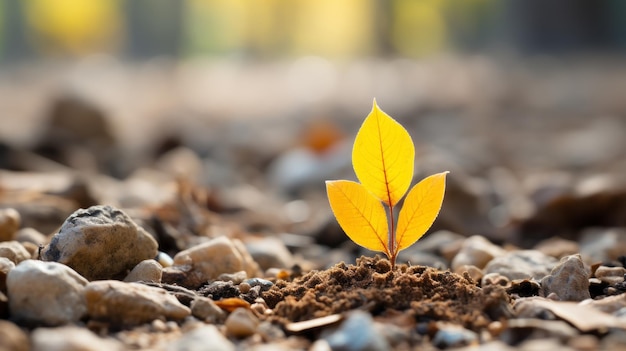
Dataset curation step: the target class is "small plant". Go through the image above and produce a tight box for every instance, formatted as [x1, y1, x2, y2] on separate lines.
[326, 99, 448, 268]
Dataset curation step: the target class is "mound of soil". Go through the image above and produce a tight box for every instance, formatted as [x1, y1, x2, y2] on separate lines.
[262, 255, 512, 331]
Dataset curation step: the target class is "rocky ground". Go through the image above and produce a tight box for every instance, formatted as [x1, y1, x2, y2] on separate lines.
[2, 58, 626, 350]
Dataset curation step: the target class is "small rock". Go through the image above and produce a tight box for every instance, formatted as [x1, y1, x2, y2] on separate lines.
[84, 280, 190, 325]
[594, 266, 626, 285]
[533, 237, 579, 259]
[165, 325, 235, 351]
[172, 236, 260, 289]
[244, 278, 274, 292]
[124, 259, 163, 283]
[0, 241, 30, 264]
[15, 227, 48, 246]
[217, 270, 247, 284]
[432, 323, 478, 349]
[41, 205, 158, 280]
[484, 250, 558, 280]
[0, 320, 29, 351]
[31, 325, 124, 351]
[0, 257, 15, 293]
[225, 307, 259, 338]
[156, 251, 174, 267]
[451, 235, 506, 271]
[323, 310, 389, 351]
[191, 296, 226, 323]
[581, 293, 626, 314]
[0, 208, 20, 242]
[7, 260, 88, 325]
[541, 254, 590, 301]
[245, 237, 294, 270]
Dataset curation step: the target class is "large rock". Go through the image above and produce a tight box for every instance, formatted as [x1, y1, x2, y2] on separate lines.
[169, 236, 260, 289]
[41, 205, 158, 280]
[84, 280, 190, 326]
[7, 260, 88, 325]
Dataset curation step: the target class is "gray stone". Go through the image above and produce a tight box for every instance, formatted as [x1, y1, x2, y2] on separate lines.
[41, 205, 158, 280]
[7, 260, 88, 325]
[225, 307, 259, 338]
[190, 296, 226, 323]
[84, 280, 190, 325]
[172, 236, 260, 288]
[164, 325, 235, 351]
[0, 241, 31, 264]
[245, 237, 294, 270]
[484, 250, 558, 280]
[541, 254, 590, 301]
[123, 259, 162, 283]
[31, 326, 124, 351]
[580, 228, 626, 263]
[0, 208, 20, 242]
[451, 235, 506, 271]
[323, 310, 389, 351]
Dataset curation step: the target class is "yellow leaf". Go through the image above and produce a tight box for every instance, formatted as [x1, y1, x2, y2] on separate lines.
[326, 180, 389, 255]
[395, 171, 448, 251]
[352, 99, 414, 207]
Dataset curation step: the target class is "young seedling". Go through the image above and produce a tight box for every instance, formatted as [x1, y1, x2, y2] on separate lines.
[326, 99, 448, 268]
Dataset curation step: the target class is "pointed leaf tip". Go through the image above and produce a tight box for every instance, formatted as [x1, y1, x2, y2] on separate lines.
[352, 101, 415, 207]
[395, 171, 449, 252]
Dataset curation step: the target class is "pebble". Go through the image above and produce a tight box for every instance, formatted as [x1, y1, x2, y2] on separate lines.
[84, 280, 190, 325]
[484, 250, 558, 280]
[452, 235, 507, 271]
[0, 320, 29, 351]
[0, 257, 15, 291]
[0, 241, 31, 264]
[245, 236, 295, 270]
[156, 251, 174, 268]
[41, 205, 158, 280]
[31, 325, 124, 351]
[190, 296, 226, 323]
[541, 254, 590, 301]
[323, 310, 389, 351]
[594, 266, 626, 285]
[580, 228, 626, 263]
[0, 208, 20, 242]
[172, 236, 260, 288]
[7, 260, 88, 325]
[217, 270, 248, 284]
[225, 307, 259, 338]
[14, 227, 48, 246]
[123, 259, 163, 283]
[164, 325, 235, 351]
[432, 324, 478, 349]
[244, 278, 274, 292]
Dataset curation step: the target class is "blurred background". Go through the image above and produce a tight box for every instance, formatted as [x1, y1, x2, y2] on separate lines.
[1, 0, 626, 257]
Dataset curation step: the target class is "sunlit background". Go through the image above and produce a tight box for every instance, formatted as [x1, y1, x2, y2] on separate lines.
[1, 0, 626, 186]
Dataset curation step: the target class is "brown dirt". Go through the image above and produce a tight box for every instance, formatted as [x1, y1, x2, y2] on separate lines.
[262, 255, 512, 331]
